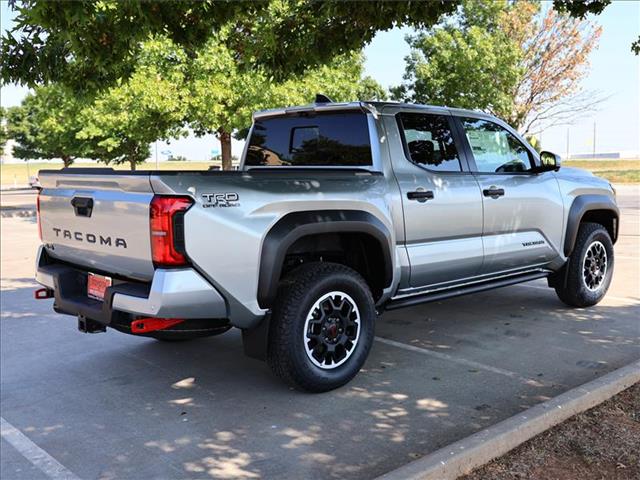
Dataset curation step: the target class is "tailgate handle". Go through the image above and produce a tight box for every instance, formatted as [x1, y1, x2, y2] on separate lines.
[71, 197, 94, 217]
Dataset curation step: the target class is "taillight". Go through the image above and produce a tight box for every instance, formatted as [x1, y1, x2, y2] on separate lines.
[149, 195, 193, 267]
[36, 191, 42, 240]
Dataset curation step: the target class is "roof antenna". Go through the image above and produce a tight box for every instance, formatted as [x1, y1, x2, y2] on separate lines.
[314, 93, 334, 104]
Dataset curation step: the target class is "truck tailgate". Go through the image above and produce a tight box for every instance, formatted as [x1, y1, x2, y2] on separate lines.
[38, 170, 155, 281]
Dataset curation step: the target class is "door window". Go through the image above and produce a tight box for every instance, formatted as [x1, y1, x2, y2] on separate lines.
[461, 118, 533, 173]
[397, 113, 462, 172]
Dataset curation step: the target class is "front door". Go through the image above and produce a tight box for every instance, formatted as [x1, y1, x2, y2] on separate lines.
[456, 116, 564, 275]
[386, 111, 484, 289]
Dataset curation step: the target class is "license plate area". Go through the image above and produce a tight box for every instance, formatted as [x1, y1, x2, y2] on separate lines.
[87, 273, 112, 301]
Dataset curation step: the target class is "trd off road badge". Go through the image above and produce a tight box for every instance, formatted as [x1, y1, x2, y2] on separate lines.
[201, 192, 240, 208]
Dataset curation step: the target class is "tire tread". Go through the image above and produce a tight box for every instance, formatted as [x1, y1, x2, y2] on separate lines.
[555, 222, 613, 307]
[267, 262, 374, 392]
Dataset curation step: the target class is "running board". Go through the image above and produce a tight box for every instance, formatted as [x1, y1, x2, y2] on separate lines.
[385, 271, 550, 311]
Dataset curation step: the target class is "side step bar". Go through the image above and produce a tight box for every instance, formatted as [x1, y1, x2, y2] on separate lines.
[385, 271, 550, 311]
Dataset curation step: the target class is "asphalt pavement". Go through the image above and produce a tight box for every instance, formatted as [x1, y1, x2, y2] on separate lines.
[1, 185, 638, 479]
[0, 189, 37, 217]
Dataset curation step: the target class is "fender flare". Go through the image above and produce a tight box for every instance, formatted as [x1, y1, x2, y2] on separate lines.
[564, 194, 619, 257]
[257, 210, 394, 309]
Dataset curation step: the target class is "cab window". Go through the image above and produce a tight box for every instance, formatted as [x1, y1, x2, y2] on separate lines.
[461, 118, 533, 173]
[245, 112, 372, 167]
[397, 113, 462, 172]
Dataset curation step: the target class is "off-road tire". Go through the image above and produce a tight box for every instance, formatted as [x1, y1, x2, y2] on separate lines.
[555, 222, 614, 307]
[267, 262, 376, 392]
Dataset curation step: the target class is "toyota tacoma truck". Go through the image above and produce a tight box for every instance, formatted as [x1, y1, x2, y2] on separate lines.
[34, 99, 619, 392]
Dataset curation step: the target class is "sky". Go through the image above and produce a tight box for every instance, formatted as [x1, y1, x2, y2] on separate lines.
[1, 0, 639, 160]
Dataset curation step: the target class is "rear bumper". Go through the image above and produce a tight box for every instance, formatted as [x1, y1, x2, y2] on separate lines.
[35, 246, 228, 326]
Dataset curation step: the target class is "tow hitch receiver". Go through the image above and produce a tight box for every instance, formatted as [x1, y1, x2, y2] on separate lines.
[78, 315, 106, 333]
[131, 318, 184, 334]
[34, 288, 54, 299]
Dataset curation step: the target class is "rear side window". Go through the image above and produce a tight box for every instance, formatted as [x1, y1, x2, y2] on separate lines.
[397, 113, 462, 172]
[245, 112, 372, 167]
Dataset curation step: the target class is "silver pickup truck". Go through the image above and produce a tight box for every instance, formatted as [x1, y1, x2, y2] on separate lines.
[35, 100, 619, 392]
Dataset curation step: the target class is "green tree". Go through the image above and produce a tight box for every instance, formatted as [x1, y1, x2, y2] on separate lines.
[2, 0, 632, 92]
[187, 35, 383, 170]
[0, 107, 7, 152]
[6, 85, 87, 166]
[1, 1, 458, 89]
[357, 76, 388, 102]
[392, 0, 603, 134]
[76, 38, 189, 170]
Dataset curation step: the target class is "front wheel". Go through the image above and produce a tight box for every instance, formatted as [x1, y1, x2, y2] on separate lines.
[267, 262, 376, 392]
[555, 222, 614, 307]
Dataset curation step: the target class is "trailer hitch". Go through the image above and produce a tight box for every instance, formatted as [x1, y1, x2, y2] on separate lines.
[78, 315, 106, 333]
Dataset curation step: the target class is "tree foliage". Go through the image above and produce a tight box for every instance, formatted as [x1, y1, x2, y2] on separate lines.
[75, 38, 189, 170]
[5, 34, 382, 170]
[1, 0, 458, 89]
[1, 0, 633, 91]
[553, 0, 611, 18]
[392, 0, 603, 134]
[187, 33, 382, 169]
[0, 107, 7, 151]
[6, 85, 87, 166]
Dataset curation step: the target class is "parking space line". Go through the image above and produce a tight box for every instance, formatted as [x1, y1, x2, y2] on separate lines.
[374, 337, 543, 386]
[515, 283, 639, 304]
[0, 417, 81, 480]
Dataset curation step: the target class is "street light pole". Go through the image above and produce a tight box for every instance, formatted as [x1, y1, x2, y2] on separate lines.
[155, 141, 159, 169]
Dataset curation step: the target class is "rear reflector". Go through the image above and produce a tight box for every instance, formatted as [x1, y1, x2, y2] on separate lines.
[34, 288, 54, 299]
[131, 318, 184, 334]
[149, 196, 193, 266]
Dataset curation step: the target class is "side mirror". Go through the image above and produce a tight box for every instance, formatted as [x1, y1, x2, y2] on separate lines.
[538, 151, 561, 172]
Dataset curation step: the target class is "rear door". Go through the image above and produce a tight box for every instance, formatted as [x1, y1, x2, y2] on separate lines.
[454, 115, 563, 274]
[38, 170, 156, 281]
[386, 109, 484, 289]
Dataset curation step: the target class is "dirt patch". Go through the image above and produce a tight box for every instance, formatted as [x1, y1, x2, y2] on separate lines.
[461, 382, 640, 480]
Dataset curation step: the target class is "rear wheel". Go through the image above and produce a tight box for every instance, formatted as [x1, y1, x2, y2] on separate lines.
[555, 222, 614, 307]
[267, 262, 376, 392]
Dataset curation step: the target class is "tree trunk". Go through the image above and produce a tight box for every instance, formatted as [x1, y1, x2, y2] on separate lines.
[62, 155, 73, 167]
[129, 159, 137, 171]
[219, 129, 232, 171]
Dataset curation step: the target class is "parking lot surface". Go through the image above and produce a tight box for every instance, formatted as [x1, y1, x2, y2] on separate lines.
[1, 186, 638, 479]
[0, 189, 37, 212]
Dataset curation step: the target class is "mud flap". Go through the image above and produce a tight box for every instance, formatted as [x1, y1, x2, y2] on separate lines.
[241, 313, 271, 361]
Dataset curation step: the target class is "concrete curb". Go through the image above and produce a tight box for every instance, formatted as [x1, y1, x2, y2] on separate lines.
[377, 360, 640, 480]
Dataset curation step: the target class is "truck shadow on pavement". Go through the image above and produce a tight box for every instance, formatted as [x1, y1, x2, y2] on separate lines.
[1, 278, 639, 479]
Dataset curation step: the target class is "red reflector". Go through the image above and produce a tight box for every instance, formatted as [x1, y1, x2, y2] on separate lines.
[36, 191, 42, 240]
[34, 288, 54, 299]
[149, 196, 193, 266]
[131, 318, 184, 334]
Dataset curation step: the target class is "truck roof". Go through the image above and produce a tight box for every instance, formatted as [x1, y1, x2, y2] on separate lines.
[253, 101, 495, 121]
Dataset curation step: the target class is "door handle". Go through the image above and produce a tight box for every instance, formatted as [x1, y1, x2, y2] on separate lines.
[407, 190, 434, 202]
[483, 187, 505, 198]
